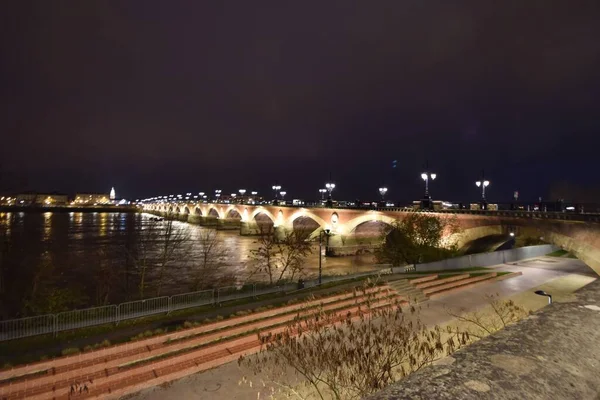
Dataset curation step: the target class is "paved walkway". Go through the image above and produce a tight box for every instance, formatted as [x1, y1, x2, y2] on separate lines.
[130, 257, 597, 400]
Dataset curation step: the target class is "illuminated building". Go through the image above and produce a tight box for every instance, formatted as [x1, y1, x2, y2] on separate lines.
[73, 193, 112, 205]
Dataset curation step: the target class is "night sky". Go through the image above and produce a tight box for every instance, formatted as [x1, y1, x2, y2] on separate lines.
[1, 1, 599, 204]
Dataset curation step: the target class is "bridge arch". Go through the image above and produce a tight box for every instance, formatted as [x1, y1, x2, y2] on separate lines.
[193, 206, 203, 215]
[344, 213, 397, 235]
[443, 215, 600, 273]
[183, 206, 190, 214]
[251, 208, 276, 233]
[226, 208, 242, 220]
[207, 207, 221, 219]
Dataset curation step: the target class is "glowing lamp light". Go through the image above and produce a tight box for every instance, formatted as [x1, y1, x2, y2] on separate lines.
[421, 173, 428, 181]
[430, 173, 437, 180]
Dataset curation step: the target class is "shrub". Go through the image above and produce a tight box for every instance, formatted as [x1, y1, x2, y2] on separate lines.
[153, 329, 163, 335]
[236, 310, 249, 316]
[61, 347, 80, 356]
[215, 315, 224, 321]
[83, 345, 93, 352]
[101, 339, 111, 347]
[143, 330, 153, 337]
[183, 321, 193, 329]
[39, 355, 48, 361]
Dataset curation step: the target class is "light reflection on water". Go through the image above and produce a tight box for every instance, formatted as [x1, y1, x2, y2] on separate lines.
[0, 212, 378, 317]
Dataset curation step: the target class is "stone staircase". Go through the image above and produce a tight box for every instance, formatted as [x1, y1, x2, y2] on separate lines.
[0, 286, 405, 400]
[387, 279, 429, 304]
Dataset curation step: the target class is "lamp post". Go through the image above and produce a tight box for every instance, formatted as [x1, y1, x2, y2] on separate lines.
[279, 191, 286, 204]
[250, 191, 258, 204]
[420, 171, 436, 209]
[534, 290, 552, 304]
[379, 187, 388, 204]
[272, 185, 281, 205]
[318, 228, 331, 285]
[239, 189, 246, 204]
[325, 182, 335, 207]
[319, 188, 327, 203]
[214, 189, 221, 203]
[475, 171, 490, 210]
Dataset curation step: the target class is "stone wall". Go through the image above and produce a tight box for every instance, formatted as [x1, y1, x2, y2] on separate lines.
[369, 278, 600, 400]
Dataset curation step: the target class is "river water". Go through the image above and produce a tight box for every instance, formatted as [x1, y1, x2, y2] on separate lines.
[0, 212, 377, 318]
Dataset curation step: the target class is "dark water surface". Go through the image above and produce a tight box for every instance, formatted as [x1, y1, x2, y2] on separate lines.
[0, 212, 377, 318]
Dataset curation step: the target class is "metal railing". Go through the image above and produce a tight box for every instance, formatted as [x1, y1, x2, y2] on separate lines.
[0, 270, 387, 342]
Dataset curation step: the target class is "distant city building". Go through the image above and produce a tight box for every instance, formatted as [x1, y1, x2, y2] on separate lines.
[74, 193, 111, 205]
[16, 192, 68, 205]
[110, 187, 116, 201]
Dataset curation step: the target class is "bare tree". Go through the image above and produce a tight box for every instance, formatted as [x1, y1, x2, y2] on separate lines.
[445, 293, 528, 339]
[239, 285, 530, 399]
[249, 228, 312, 285]
[239, 284, 469, 399]
[190, 228, 228, 291]
[94, 249, 120, 305]
[127, 214, 191, 298]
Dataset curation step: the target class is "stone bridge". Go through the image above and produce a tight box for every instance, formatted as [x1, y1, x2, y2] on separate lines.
[143, 203, 600, 274]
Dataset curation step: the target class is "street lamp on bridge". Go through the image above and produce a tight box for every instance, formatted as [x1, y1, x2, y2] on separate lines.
[379, 187, 388, 203]
[239, 189, 246, 204]
[475, 172, 490, 210]
[420, 170, 436, 210]
[279, 191, 287, 203]
[250, 191, 258, 204]
[325, 182, 335, 207]
[214, 189, 222, 202]
[319, 188, 327, 203]
[272, 185, 282, 205]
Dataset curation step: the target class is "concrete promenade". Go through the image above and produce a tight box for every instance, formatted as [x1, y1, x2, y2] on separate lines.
[132, 257, 596, 400]
[370, 261, 600, 400]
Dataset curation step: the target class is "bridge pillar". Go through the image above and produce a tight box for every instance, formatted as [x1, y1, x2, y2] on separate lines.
[187, 214, 204, 224]
[217, 218, 241, 230]
[240, 221, 261, 235]
[325, 234, 345, 256]
[190, 216, 218, 227]
[274, 225, 292, 241]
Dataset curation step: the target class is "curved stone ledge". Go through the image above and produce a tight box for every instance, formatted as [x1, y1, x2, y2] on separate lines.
[369, 278, 600, 400]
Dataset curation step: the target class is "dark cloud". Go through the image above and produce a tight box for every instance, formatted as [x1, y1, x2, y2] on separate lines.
[1, 1, 599, 202]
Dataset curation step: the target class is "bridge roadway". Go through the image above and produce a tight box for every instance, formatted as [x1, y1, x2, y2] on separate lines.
[144, 203, 600, 274]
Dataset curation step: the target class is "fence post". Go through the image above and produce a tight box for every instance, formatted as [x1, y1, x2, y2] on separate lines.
[167, 296, 172, 315]
[53, 314, 57, 338]
[116, 305, 120, 326]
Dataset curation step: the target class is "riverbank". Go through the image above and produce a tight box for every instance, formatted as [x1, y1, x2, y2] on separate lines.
[0, 205, 139, 213]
